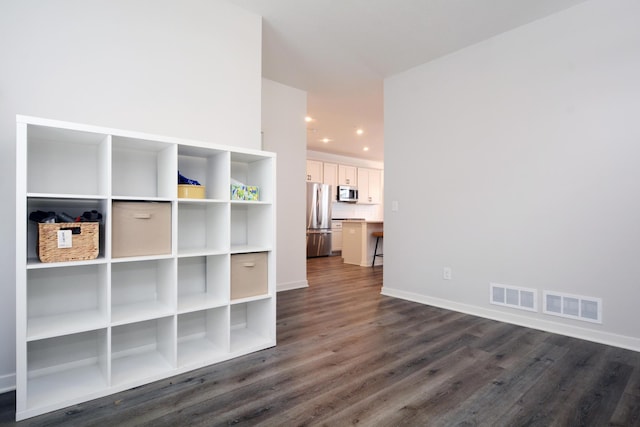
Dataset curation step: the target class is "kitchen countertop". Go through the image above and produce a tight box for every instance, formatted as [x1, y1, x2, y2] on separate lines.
[333, 218, 383, 223]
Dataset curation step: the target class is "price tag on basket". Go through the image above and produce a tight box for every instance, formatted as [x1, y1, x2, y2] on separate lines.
[57, 230, 73, 248]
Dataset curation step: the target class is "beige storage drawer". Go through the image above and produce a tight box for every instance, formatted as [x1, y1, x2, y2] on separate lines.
[231, 252, 268, 299]
[112, 201, 171, 258]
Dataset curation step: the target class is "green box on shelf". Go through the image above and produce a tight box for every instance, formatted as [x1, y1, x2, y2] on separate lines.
[246, 186, 260, 201]
[231, 184, 246, 200]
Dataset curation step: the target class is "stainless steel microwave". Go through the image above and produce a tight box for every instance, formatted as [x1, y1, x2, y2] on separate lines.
[337, 185, 358, 203]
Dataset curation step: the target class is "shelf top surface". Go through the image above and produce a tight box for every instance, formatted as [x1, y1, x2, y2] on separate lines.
[18, 115, 276, 159]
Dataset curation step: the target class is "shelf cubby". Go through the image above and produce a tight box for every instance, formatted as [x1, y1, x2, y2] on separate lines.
[111, 317, 175, 387]
[178, 147, 229, 200]
[178, 255, 229, 313]
[230, 299, 274, 353]
[25, 197, 108, 265]
[230, 154, 275, 204]
[111, 259, 176, 325]
[178, 201, 229, 255]
[177, 308, 228, 368]
[112, 136, 176, 199]
[230, 203, 273, 252]
[26, 329, 109, 411]
[27, 264, 108, 340]
[26, 124, 109, 197]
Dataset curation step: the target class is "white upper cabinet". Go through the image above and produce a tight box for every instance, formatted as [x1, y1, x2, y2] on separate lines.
[357, 168, 382, 204]
[338, 164, 357, 186]
[323, 162, 338, 202]
[306, 160, 323, 182]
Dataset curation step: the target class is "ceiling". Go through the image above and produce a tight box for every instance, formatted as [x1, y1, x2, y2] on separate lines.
[228, 0, 587, 162]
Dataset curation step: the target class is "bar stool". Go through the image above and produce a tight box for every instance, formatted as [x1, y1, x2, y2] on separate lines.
[371, 231, 383, 267]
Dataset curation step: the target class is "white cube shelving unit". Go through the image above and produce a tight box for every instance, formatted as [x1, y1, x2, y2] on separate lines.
[15, 115, 276, 421]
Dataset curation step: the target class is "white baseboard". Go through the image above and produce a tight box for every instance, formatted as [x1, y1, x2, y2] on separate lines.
[0, 372, 16, 394]
[277, 280, 309, 292]
[381, 286, 640, 353]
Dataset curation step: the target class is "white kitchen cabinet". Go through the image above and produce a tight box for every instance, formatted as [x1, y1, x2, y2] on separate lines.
[15, 115, 276, 421]
[306, 159, 323, 182]
[357, 168, 382, 204]
[331, 220, 343, 252]
[338, 164, 357, 186]
[323, 162, 338, 202]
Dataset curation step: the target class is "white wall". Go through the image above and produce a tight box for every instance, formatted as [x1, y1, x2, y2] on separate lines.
[0, 0, 261, 390]
[384, 0, 640, 351]
[262, 79, 308, 291]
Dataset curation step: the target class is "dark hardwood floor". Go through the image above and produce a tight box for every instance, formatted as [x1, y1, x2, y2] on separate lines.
[2, 256, 640, 426]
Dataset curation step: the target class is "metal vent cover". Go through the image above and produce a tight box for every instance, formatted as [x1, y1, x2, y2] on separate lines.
[490, 283, 537, 312]
[543, 291, 602, 324]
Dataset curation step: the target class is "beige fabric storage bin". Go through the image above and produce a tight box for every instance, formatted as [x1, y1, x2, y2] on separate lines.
[231, 252, 268, 299]
[112, 201, 171, 258]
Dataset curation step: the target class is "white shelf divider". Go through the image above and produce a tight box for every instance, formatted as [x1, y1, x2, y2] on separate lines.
[27, 311, 108, 342]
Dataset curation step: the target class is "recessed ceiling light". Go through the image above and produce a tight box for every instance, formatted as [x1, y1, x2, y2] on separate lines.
[321, 138, 331, 143]
[363, 146, 369, 151]
[356, 128, 364, 135]
[305, 116, 314, 122]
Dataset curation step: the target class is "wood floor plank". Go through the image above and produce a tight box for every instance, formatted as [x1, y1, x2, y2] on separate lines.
[609, 392, 640, 426]
[430, 340, 570, 426]
[276, 333, 483, 426]
[386, 357, 504, 426]
[318, 343, 493, 426]
[497, 338, 612, 426]
[2, 256, 640, 426]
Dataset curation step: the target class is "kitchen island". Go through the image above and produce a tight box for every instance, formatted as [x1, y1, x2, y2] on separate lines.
[342, 220, 383, 267]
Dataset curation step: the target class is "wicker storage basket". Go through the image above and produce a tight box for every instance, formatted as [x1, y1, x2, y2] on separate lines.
[37, 222, 99, 263]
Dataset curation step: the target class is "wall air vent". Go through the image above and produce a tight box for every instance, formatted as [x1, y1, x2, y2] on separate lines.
[543, 291, 602, 324]
[490, 283, 537, 312]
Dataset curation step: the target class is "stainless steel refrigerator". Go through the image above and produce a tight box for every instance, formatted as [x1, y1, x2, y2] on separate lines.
[306, 182, 332, 257]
